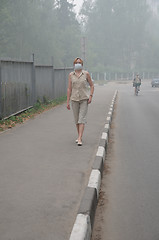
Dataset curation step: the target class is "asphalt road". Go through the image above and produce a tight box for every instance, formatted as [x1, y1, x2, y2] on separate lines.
[92, 81, 159, 240]
[0, 83, 117, 240]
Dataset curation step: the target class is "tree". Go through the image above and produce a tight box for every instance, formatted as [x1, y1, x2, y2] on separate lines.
[81, 0, 152, 72]
[0, 0, 81, 66]
[55, 0, 81, 65]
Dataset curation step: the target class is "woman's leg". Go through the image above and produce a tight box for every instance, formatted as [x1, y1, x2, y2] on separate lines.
[71, 101, 80, 139]
[78, 123, 85, 142]
[76, 124, 79, 135]
[77, 100, 88, 144]
[72, 100, 87, 144]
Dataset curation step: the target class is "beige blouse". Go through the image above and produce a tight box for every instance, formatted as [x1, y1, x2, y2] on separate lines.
[70, 70, 89, 101]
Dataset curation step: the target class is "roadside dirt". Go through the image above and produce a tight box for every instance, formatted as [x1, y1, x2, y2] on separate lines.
[91, 103, 117, 240]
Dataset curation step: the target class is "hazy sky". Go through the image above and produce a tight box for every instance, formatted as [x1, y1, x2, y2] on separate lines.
[73, 0, 84, 13]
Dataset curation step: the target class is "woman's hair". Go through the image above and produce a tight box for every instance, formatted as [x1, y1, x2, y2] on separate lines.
[73, 57, 83, 66]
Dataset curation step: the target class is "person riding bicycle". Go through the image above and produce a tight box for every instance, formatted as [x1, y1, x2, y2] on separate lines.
[133, 74, 141, 95]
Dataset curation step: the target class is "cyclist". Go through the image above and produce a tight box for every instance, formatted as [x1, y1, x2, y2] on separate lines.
[133, 74, 141, 95]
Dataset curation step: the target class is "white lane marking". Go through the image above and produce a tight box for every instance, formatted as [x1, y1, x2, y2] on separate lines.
[69, 214, 91, 240]
[88, 170, 101, 198]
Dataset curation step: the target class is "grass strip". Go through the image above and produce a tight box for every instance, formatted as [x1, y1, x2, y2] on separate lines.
[0, 96, 67, 132]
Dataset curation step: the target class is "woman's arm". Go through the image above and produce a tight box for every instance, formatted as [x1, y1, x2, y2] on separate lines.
[87, 72, 94, 104]
[67, 73, 72, 110]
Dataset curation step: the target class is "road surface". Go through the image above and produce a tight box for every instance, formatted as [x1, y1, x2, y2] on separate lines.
[92, 81, 159, 240]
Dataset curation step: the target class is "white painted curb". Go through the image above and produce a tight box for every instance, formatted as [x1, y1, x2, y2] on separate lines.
[88, 169, 101, 198]
[107, 116, 111, 122]
[96, 146, 105, 164]
[96, 146, 105, 157]
[69, 214, 91, 240]
[104, 123, 109, 129]
[108, 111, 112, 115]
[101, 132, 108, 142]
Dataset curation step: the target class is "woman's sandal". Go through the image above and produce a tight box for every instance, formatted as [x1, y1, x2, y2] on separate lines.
[77, 141, 82, 146]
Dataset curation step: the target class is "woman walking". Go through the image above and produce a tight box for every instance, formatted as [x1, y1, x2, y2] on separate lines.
[67, 57, 94, 146]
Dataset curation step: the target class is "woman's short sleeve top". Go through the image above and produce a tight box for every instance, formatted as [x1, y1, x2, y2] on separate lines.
[70, 70, 89, 101]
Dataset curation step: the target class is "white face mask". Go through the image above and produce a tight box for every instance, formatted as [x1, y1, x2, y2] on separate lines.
[74, 63, 83, 70]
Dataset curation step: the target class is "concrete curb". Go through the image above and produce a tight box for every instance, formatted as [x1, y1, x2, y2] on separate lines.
[69, 90, 118, 240]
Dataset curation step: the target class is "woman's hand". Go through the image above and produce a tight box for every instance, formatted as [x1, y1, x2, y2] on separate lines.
[67, 103, 70, 110]
[86, 72, 94, 104]
[88, 96, 92, 104]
